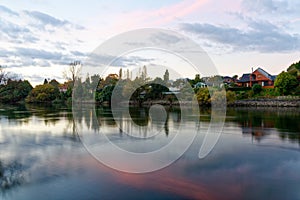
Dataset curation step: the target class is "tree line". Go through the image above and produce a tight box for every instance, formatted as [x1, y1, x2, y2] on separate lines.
[0, 60, 300, 106]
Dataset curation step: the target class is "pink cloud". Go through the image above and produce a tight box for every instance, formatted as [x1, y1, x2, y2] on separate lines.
[110, 0, 209, 32]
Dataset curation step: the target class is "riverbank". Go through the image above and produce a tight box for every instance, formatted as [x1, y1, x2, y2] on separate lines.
[229, 96, 300, 107]
[124, 96, 300, 107]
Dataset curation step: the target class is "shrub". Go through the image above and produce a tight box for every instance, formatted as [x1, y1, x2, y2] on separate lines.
[252, 84, 262, 95]
[196, 88, 211, 105]
[226, 90, 236, 104]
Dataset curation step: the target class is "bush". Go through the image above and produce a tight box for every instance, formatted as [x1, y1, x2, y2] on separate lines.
[0, 80, 33, 103]
[274, 72, 298, 95]
[252, 84, 262, 95]
[26, 84, 59, 103]
[226, 90, 236, 104]
[196, 88, 211, 105]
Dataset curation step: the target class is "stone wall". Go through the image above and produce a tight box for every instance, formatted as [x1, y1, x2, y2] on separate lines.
[230, 97, 300, 107]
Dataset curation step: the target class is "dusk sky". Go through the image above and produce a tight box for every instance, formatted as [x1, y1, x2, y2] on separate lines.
[1, 0, 300, 85]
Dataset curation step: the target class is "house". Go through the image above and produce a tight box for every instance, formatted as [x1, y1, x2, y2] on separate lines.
[194, 82, 207, 88]
[237, 68, 277, 88]
[58, 84, 68, 93]
[222, 76, 235, 84]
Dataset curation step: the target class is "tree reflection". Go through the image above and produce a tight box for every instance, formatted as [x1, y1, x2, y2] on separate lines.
[229, 107, 300, 143]
[0, 160, 26, 192]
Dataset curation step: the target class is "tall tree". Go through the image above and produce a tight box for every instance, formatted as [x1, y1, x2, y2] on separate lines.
[0, 65, 7, 84]
[43, 79, 48, 84]
[163, 69, 169, 83]
[119, 68, 123, 80]
[126, 69, 130, 80]
[63, 61, 81, 85]
[141, 65, 147, 80]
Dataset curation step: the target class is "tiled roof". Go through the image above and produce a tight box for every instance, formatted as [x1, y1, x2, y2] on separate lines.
[256, 68, 276, 81]
[237, 73, 251, 83]
[237, 68, 277, 82]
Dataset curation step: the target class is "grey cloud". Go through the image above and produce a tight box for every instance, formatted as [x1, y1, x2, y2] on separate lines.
[113, 56, 155, 67]
[87, 52, 155, 68]
[0, 49, 13, 58]
[24, 74, 45, 83]
[71, 51, 87, 57]
[15, 47, 64, 61]
[0, 19, 30, 36]
[180, 21, 300, 53]
[25, 11, 69, 27]
[242, 0, 299, 14]
[24, 10, 85, 30]
[0, 5, 19, 16]
[152, 32, 182, 44]
[0, 18, 40, 44]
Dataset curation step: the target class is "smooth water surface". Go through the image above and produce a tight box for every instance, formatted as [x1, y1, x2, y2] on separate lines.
[0, 104, 300, 200]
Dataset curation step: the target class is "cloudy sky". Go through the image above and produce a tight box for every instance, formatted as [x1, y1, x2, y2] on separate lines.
[0, 0, 300, 85]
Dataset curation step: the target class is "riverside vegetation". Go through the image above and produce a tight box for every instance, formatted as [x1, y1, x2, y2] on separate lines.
[0, 60, 300, 107]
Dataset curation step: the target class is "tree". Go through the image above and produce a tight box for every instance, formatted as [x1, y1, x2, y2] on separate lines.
[194, 74, 201, 83]
[0, 79, 33, 103]
[274, 71, 298, 95]
[141, 65, 147, 80]
[163, 69, 169, 83]
[49, 79, 60, 88]
[43, 79, 48, 84]
[252, 84, 262, 95]
[26, 84, 59, 103]
[196, 88, 211, 105]
[287, 61, 300, 76]
[119, 68, 123, 80]
[63, 61, 81, 85]
[126, 69, 130, 80]
[0, 65, 7, 84]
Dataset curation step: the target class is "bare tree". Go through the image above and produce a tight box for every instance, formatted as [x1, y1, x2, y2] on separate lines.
[63, 61, 82, 84]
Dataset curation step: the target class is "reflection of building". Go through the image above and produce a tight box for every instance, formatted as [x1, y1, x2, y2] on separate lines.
[239, 112, 276, 141]
[237, 68, 276, 88]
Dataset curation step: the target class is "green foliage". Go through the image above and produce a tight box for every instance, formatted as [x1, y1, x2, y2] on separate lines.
[211, 90, 226, 105]
[96, 85, 115, 103]
[260, 88, 280, 97]
[274, 72, 298, 95]
[252, 84, 262, 95]
[26, 84, 59, 103]
[179, 83, 194, 101]
[0, 79, 33, 103]
[196, 88, 211, 105]
[188, 74, 202, 87]
[226, 90, 236, 104]
[287, 60, 300, 76]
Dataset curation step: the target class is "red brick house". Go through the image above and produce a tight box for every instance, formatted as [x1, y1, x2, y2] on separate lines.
[237, 68, 277, 88]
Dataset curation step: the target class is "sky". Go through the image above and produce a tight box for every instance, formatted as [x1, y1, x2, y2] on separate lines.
[0, 0, 300, 86]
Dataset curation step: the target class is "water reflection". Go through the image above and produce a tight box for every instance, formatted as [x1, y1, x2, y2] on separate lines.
[227, 107, 300, 144]
[0, 105, 300, 199]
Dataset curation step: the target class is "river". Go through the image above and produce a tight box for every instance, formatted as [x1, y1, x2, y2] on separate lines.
[0, 104, 299, 200]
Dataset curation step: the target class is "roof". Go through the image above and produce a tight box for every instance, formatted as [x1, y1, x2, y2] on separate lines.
[255, 68, 276, 81]
[237, 73, 251, 83]
[194, 82, 207, 88]
[237, 68, 277, 83]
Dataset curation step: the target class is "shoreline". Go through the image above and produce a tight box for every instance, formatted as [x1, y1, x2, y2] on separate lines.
[2, 98, 300, 108]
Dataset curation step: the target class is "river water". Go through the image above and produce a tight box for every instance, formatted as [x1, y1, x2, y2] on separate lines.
[0, 104, 299, 200]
